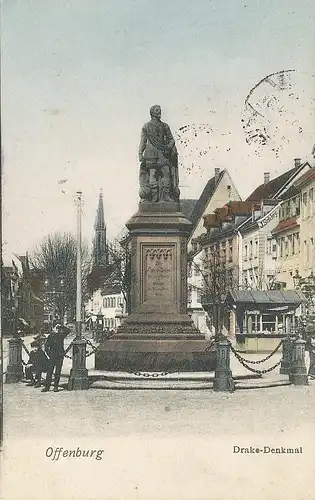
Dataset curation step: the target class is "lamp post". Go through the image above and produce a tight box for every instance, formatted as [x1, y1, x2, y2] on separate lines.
[5, 292, 24, 383]
[68, 191, 89, 390]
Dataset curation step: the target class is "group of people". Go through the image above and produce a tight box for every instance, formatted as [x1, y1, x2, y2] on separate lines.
[25, 323, 71, 392]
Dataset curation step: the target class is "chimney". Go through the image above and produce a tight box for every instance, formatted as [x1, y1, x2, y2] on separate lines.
[294, 158, 301, 168]
[264, 172, 270, 185]
[214, 167, 220, 185]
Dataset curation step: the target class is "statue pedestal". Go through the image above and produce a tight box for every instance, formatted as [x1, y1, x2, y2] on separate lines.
[95, 202, 215, 372]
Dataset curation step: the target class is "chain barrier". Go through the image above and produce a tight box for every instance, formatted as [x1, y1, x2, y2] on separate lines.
[64, 341, 74, 359]
[205, 340, 216, 352]
[133, 371, 171, 378]
[63, 338, 99, 359]
[229, 339, 283, 364]
[230, 344, 282, 374]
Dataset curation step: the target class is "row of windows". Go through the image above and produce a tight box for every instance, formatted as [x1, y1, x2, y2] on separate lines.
[103, 297, 119, 308]
[278, 233, 300, 258]
[244, 240, 259, 260]
[279, 188, 314, 222]
[205, 240, 234, 263]
[279, 197, 299, 221]
[103, 317, 116, 328]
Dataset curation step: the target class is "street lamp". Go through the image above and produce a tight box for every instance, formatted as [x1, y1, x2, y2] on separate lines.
[293, 270, 302, 289]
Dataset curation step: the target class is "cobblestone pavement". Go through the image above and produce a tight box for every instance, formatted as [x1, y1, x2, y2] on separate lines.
[2, 335, 315, 500]
[2, 375, 315, 500]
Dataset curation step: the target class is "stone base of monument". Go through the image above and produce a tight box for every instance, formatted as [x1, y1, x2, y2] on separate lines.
[95, 338, 216, 372]
[95, 201, 216, 373]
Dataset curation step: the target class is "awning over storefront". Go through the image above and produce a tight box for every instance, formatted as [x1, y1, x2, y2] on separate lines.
[226, 289, 306, 313]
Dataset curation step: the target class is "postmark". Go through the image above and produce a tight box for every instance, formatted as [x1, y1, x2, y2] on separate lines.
[241, 69, 315, 159]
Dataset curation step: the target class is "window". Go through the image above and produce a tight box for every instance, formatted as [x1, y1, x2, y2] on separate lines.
[249, 241, 253, 259]
[309, 188, 314, 216]
[197, 289, 202, 303]
[229, 240, 233, 262]
[280, 238, 284, 257]
[244, 245, 248, 260]
[303, 240, 308, 265]
[302, 192, 308, 219]
[188, 263, 192, 278]
[194, 265, 200, 276]
[254, 240, 258, 259]
[187, 285, 192, 304]
[292, 234, 296, 255]
[288, 235, 293, 255]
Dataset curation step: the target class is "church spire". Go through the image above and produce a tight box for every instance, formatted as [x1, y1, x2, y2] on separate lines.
[95, 189, 105, 230]
[92, 190, 107, 267]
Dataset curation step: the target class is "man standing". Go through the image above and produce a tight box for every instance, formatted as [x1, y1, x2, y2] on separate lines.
[42, 324, 70, 392]
[139, 105, 179, 202]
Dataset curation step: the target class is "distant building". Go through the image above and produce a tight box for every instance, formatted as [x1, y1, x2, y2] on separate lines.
[185, 168, 242, 335]
[202, 158, 312, 335]
[273, 165, 315, 288]
[85, 286, 127, 331]
[2, 255, 44, 335]
[88, 191, 109, 293]
[86, 191, 128, 330]
[93, 190, 108, 268]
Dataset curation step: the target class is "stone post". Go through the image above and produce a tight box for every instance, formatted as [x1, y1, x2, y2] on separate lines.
[280, 337, 294, 375]
[68, 338, 89, 390]
[5, 337, 24, 383]
[213, 337, 235, 392]
[289, 338, 308, 385]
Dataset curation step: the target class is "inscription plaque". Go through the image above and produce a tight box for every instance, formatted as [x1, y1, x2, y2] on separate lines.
[142, 247, 175, 310]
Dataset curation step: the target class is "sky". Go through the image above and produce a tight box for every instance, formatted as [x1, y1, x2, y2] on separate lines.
[2, 0, 315, 264]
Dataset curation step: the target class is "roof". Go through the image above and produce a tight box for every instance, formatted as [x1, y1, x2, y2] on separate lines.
[208, 216, 248, 240]
[180, 199, 198, 220]
[188, 170, 225, 230]
[279, 185, 299, 201]
[226, 289, 306, 311]
[101, 285, 122, 295]
[246, 163, 307, 202]
[272, 217, 299, 235]
[294, 166, 315, 189]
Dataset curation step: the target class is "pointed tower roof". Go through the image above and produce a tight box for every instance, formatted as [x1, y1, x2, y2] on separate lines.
[94, 190, 105, 230]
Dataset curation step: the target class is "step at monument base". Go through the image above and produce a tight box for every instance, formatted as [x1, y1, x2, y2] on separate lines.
[95, 339, 216, 372]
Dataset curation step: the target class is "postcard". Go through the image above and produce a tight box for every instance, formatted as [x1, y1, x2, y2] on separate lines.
[1, 1, 315, 499]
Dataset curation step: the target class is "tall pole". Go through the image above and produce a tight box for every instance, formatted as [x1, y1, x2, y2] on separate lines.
[76, 191, 82, 340]
[68, 190, 89, 390]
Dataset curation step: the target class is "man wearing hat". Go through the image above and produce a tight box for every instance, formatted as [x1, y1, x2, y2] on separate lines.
[42, 323, 71, 392]
[25, 340, 49, 387]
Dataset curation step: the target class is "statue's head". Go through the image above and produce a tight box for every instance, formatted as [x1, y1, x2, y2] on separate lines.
[150, 105, 161, 120]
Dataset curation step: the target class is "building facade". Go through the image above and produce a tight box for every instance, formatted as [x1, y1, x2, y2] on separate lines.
[201, 159, 312, 335]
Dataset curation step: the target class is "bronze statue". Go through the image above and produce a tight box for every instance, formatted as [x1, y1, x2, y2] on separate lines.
[138, 105, 180, 202]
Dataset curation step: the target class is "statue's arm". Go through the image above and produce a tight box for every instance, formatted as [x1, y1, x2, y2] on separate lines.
[164, 123, 175, 149]
[139, 126, 147, 162]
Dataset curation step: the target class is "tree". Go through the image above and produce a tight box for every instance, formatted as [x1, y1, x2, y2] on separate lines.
[31, 232, 91, 323]
[99, 238, 132, 314]
[188, 244, 239, 339]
